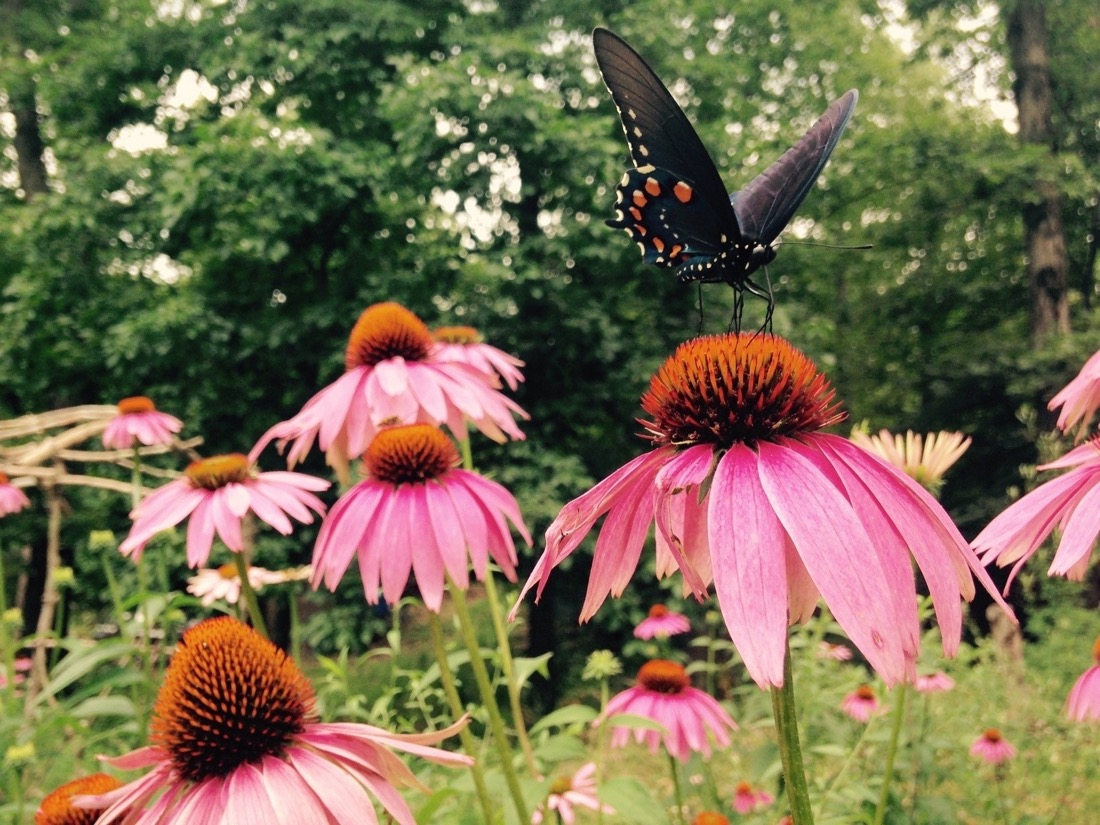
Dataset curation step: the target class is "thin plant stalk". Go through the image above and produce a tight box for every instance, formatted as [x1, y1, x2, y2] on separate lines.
[595, 674, 611, 825]
[428, 612, 496, 823]
[288, 587, 301, 664]
[232, 550, 268, 640]
[873, 683, 908, 825]
[667, 751, 687, 825]
[770, 637, 814, 825]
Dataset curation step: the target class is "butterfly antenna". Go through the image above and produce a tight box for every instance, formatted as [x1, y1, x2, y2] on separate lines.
[774, 240, 873, 252]
[696, 283, 706, 334]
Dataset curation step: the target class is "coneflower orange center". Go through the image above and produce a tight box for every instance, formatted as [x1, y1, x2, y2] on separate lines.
[35, 773, 123, 825]
[364, 424, 459, 485]
[735, 781, 753, 794]
[636, 659, 690, 694]
[116, 396, 156, 414]
[1093, 637, 1100, 665]
[216, 563, 238, 580]
[151, 617, 315, 783]
[0, 472, 9, 485]
[184, 454, 252, 490]
[692, 812, 731, 825]
[433, 325, 483, 344]
[549, 775, 574, 795]
[982, 728, 1003, 742]
[648, 604, 669, 618]
[855, 685, 876, 701]
[345, 302, 434, 370]
[640, 333, 844, 449]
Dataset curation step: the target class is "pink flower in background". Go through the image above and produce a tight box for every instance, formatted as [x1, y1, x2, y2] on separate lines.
[75, 618, 471, 824]
[101, 396, 183, 450]
[187, 564, 310, 607]
[818, 641, 853, 661]
[433, 325, 526, 391]
[914, 671, 955, 693]
[1065, 638, 1100, 722]
[530, 762, 613, 825]
[253, 303, 528, 470]
[119, 453, 328, 567]
[514, 333, 1011, 688]
[604, 659, 737, 763]
[1049, 349, 1100, 439]
[840, 685, 881, 723]
[311, 424, 530, 612]
[970, 728, 1016, 764]
[973, 437, 1100, 588]
[0, 473, 30, 516]
[849, 428, 971, 494]
[732, 780, 775, 814]
[633, 604, 691, 639]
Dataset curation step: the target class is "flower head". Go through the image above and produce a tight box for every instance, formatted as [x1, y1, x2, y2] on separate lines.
[0, 473, 31, 517]
[634, 604, 691, 640]
[733, 780, 775, 814]
[253, 303, 528, 470]
[119, 453, 329, 567]
[1065, 637, 1100, 722]
[818, 641, 853, 661]
[433, 325, 526, 391]
[312, 424, 531, 612]
[186, 563, 309, 607]
[692, 814, 730, 825]
[970, 728, 1016, 764]
[515, 333, 1010, 688]
[102, 396, 183, 450]
[604, 659, 737, 762]
[530, 762, 613, 825]
[75, 617, 470, 823]
[914, 671, 955, 693]
[1049, 349, 1100, 439]
[36, 773, 123, 825]
[850, 428, 971, 494]
[840, 685, 881, 722]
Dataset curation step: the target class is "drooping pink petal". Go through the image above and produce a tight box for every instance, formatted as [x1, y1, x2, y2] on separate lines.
[186, 495, 219, 567]
[1048, 481, 1100, 576]
[406, 483, 445, 611]
[286, 747, 382, 825]
[313, 483, 384, 590]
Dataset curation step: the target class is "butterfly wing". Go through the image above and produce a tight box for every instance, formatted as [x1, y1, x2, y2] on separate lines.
[593, 27, 740, 263]
[730, 90, 858, 245]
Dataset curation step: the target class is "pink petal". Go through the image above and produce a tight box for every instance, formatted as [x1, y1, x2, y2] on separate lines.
[186, 496, 219, 566]
[1050, 481, 1100, 576]
[406, 484, 446, 611]
[285, 748, 380, 825]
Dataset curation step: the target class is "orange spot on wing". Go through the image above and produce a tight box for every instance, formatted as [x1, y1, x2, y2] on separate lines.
[634, 224, 648, 237]
[674, 182, 693, 203]
[633, 191, 647, 208]
[653, 236, 666, 253]
[645, 178, 662, 197]
[629, 207, 643, 221]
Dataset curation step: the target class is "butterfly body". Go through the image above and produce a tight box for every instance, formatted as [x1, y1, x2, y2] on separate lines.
[594, 27, 857, 318]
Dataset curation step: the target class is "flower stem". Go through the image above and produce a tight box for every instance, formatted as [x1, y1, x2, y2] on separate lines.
[232, 551, 268, 640]
[450, 579, 530, 823]
[428, 613, 496, 824]
[872, 682, 907, 825]
[595, 675, 610, 825]
[770, 637, 815, 825]
[667, 751, 687, 825]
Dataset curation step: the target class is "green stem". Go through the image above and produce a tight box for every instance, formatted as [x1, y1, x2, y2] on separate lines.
[428, 613, 496, 823]
[872, 683, 907, 825]
[288, 587, 301, 664]
[667, 751, 687, 825]
[596, 675, 610, 825]
[450, 580, 530, 823]
[770, 637, 815, 825]
[232, 551, 268, 640]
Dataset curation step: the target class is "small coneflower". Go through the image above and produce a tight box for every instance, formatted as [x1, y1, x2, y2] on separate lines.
[692, 813, 730, 825]
[515, 333, 1010, 688]
[253, 303, 528, 469]
[101, 396, 183, 450]
[634, 604, 691, 640]
[604, 659, 737, 763]
[914, 671, 955, 693]
[311, 424, 531, 612]
[849, 428, 971, 494]
[840, 685, 881, 723]
[75, 617, 470, 822]
[733, 780, 775, 814]
[0, 472, 31, 516]
[433, 325, 525, 391]
[1048, 349, 1100, 439]
[119, 453, 329, 567]
[186, 563, 309, 607]
[36, 773, 123, 824]
[530, 762, 613, 824]
[818, 641, 853, 661]
[973, 437, 1100, 588]
[1065, 637, 1100, 722]
[970, 728, 1016, 764]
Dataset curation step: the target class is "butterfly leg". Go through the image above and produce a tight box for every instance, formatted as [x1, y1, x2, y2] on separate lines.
[743, 271, 775, 334]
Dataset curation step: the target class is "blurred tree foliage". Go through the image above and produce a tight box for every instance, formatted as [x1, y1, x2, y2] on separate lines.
[1, 0, 1097, 670]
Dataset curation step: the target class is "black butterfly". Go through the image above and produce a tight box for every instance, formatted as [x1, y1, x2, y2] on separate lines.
[593, 27, 857, 328]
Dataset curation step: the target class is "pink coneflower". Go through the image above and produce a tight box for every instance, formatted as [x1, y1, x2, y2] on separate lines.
[186, 563, 309, 607]
[119, 453, 329, 567]
[530, 762, 614, 824]
[75, 617, 471, 823]
[433, 325, 525, 391]
[973, 437, 1100, 587]
[1065, 637, 1100, 722]
[970, 728, 1015, 764]
[1049, 349, 1100, 439]
[101, 396, 183, 450]
[514, 333, 1010, 688]
[840, 685, 881, 722]
[254, 303, 527, 470]
[36, 773, 124, 825]
[733, 780, 775, 814]
[604, 659, 737, 763]
[818, 641, 853, 661]
[914, 671, 955, 693]
[850, 428, 971, 494]
[0, 472, 31, 516]
[311, 424, 530, 612]
[634, 604, 691, 639]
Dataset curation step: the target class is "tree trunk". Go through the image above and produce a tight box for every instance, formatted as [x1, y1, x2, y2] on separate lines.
[1006, 0, 1069, 342]
[2, 0, 50, 200]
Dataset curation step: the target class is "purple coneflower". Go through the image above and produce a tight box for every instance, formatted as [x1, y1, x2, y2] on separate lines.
[0, 472, 30, 517]
[1065, 638, 1100, 722]
[432, 325, 525, 391]
[102, 396, 183, 450]
[970, 728, 1016, 764]
[186, 563, 308, 607]
[633, 604, 691, 640]
[530, 762, 613, 824]
[840, 685, 881, 723]
[914, 671, 955, 693]
[1049, 349, 1100, 439]
[732, 780, 775, 814]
